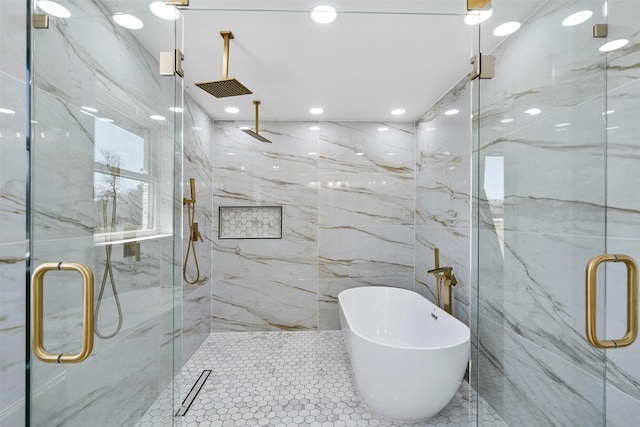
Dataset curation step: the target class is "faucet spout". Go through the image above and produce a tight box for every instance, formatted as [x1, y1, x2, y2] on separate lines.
[427, 266, 452, 275]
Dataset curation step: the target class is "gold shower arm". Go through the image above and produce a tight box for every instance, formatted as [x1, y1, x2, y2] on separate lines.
[221, 31, 233, 80]
[254, 100, 260, 134]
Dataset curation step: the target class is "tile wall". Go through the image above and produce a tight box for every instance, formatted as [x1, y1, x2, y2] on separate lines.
[211, 121, 416, 332]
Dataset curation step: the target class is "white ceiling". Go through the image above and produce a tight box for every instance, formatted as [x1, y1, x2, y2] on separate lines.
[108, 0, 546, 122]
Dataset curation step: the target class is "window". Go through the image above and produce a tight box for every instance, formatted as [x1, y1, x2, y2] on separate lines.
[93, 117, 156, 240]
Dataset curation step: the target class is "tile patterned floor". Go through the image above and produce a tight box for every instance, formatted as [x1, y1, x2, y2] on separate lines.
[138, 331, 507, 426]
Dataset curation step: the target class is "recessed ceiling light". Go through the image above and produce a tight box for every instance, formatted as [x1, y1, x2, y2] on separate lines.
[464, 9, 493, 25]
[225, 107, 240, 114]
[309, 126, 320, 131]
[606, 110, 615, 114]
[81, 106, 98, 113]
[98, 117, 114, 123]
[37, 1, 71, 18]
[500, 118, 513, 123]
[562, 10, 593, 26]
[599, 39, 629, 52]
[310, 5, 337, 24]
[113, 13, 144, 30]
[80, 110, 94, 116]
[150, 115, 166, 121]
[355, 152, 364, 156]
[149, 1, 179, 20]
[377, 127, 389, 132]
[239, 126, 251, 130]
[308, 152, 318, 155]
[525, 108, 541, 115]
[169, 107, 183, 113]
[0, 108, 16, 114]
[388, 152, 396, 156]
[309, 107, 324, 115]
[555, 122, 571, 127]
[445, 109, 460, 115]
[391, 108, 405, 116]
[493, 21, 521, 36]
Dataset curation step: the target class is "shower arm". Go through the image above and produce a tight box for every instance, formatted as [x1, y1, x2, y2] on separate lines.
[221, 31, 233, 80]
[254, 100, 260, 134]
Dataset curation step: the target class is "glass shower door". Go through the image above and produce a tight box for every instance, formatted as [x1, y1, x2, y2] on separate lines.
[602, 0, 640, 423]
[473, 0, 612, 425]
[27, 2, 181, 425]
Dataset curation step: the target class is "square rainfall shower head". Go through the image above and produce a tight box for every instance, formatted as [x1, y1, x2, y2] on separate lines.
[241, 128, 272, 143]
[195, 78, 252, 98]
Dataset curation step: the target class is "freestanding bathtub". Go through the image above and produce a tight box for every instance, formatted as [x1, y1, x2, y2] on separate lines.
[338, 286, 470, 422]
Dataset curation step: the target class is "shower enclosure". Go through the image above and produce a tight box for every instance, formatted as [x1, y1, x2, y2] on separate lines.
[1, 0, 638, 425]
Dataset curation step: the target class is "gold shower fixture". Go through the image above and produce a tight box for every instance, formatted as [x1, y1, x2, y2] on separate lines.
[195, 31, 253, 98]
[184, 178, 203, 284]
[241, 100, 273, 143]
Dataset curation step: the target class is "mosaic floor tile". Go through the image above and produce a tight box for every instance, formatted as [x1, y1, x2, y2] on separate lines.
[138, 331, 506, 426]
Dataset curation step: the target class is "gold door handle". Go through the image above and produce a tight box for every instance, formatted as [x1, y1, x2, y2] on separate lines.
[31, 262, 95, 363]
[586, 254, 638, 349]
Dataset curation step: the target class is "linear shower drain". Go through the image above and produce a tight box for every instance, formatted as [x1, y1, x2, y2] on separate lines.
[175, 370, 211, 417]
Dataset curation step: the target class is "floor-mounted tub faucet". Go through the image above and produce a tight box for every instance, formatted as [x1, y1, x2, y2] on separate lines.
[427, 248, 457, 315]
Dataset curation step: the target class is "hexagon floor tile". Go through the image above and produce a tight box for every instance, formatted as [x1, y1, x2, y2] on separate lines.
[137, 331, 507, 426]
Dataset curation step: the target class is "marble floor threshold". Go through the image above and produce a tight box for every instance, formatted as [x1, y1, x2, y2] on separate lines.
[138, 331, 507, 427]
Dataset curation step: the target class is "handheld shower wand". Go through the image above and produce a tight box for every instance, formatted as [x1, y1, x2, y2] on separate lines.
[184, 178, 203, 284]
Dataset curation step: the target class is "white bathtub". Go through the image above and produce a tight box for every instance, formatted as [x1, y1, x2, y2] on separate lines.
[338, 286, 470, 422]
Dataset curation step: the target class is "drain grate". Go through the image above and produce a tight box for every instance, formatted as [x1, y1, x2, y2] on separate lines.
[175, 370, 211, 417]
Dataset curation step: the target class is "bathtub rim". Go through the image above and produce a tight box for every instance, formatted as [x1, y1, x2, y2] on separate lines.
[338, 286, 470, 351]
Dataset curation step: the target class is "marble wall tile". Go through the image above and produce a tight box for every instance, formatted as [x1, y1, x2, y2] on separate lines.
[317, 277, 415, 330]
[214, 121, 318, 174]
[212, 279, 317, 331]
[212, 119, 417, 333]
[478, 0, 608, 145]
[606, 383, 640, 427]
[182, 93, 214, 362]
[477, 314, 605, 427]
[416, 153, 471, 229]
[32, 1, 163, 118]
[0, 0, 26, 80]
[416, 79, 471, 163]
[318, 225, 414, 279]
[318, 122, 415, 174]
[602, 237, 640, 402]
[605, 0, 640, 91]
[319, 173, 414, 226]
[0, 73, 26, 245]
[0, 243, 26, 423]
[478, 230, 606, 376]
[606, 81, 640, 239]
[212, 172, 318, 281]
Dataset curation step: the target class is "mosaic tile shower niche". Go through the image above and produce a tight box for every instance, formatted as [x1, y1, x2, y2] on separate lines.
[219, 206, 283, 239]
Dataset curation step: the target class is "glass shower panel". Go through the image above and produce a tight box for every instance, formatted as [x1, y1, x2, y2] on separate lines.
[474, 0, 608, 425]
[603, 0, 640, 423]
[28, 1, 180, 425]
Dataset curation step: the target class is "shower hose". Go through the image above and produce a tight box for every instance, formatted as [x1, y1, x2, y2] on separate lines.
[183, 200, 201, 284]
[94, 196, 123, 339]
